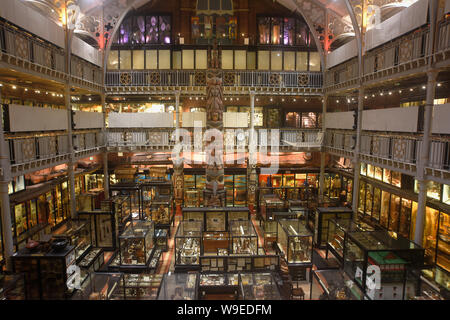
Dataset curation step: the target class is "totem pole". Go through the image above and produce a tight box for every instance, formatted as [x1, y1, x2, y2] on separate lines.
[203, 40, 225, 207]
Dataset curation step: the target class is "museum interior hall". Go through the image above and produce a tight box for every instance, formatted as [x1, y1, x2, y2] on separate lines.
[0, 0, 449, 301]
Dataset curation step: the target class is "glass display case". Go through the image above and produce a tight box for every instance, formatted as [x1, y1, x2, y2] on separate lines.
[260, 193, 285, 222]
[344, 230, 425, 300]
[78, 210, 118, 250]
[157, 273, 198, 300]
[288, 203, 308, 221]
[149, 195, 174, 229]
[121, 274, 163, 300]
[52, 219, 92, 262]
[326, 218, 375, 266]
[240, 273, 282, 300]
[198, 273, 240, 300]
[310, 207, 353, 248]
[203, 232, 230, 254]
[72, 273, 124, 300]
[110, 195, 132, 232]
[229, 220, 258, 255]
[277, 220, 313, 265]
[78, 248, 104, 285]
[175, 221, 203, 270]
[155, 229, 168, 251]
[12, 245, 76, 300]
[119, 220, 154, 268]
[310, 269, 365, 300]
[182, 208, 250, 232]
[262, 211, 298, 249]
[110, 182, 141, 219]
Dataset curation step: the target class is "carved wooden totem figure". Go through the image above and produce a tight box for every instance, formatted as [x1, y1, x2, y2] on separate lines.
[204, 40, 225, 207]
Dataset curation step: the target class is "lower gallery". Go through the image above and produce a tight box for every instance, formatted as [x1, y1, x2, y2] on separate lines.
[0, 0, 449, 302]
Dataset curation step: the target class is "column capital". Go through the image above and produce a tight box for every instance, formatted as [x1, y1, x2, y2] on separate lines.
[249, 91, 256, 98]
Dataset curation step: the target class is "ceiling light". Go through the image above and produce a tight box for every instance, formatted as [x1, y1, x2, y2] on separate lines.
[422, 85, 426, 89]
[336, 100, 339, 103]
[364, 96, 368, 99]
[12, 85, 16, 89]
[409, 88, 413, 92]
[25, 88, 28, 92]
[437, 83, 442, 87]
[388, 91, 392, 95]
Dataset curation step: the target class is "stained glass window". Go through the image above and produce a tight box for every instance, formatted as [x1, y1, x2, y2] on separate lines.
[283, 18, 295, 45]
[132, 16, 146, 44]
[146, 16, 159, 44]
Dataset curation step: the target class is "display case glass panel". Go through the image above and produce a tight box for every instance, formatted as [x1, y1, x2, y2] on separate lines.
[157, 273, 198, 300]
[121, 274, 163, 300]
[228, 210, 249, 224]
[423, 207, 440, 265]
[175, 221, 202, 267]
[230, 220, 258, 255]
[72, 273, 124, 300]
[391, 171, 401, 188]
[344, 230, 425, 300]
[119, 220, 154, 267]
[277, 219, 313, 265]
[150, 197, 172, 226]
[374, 167, 383, 181]
[78, 211, 117, 249]
[53, 219, 92, 261]
[367, 164, 374, 178]
[360, 163, 367, 176]
[399, 199, 412, 239]
[372, 188, 381, 222]
[240, 273, 281, 300]
[311, 269, 364, 300]
[358, 181, 366, 214]
[380, 191, 390, 228]
[206, 211, 226, 231]
[313, 207, 353, 248]
[327, 218, 375, 264]
[383, 169, 391, 184]
[436, 212, 450, 272]
[388, 195, 401, 233]
[365, 184, 373, 216]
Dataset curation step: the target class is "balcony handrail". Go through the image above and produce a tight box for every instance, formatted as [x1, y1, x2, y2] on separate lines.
[105, 69, 323, 88]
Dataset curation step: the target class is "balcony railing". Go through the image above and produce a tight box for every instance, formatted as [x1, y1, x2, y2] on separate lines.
[105, 70, 323, 88]
[437, 18, 450, 53]
[324, 130, 450, 170]
[106, 128, 323, 150]
[325, 27, 432, 88]
[7, 131, 105, 166]
[0, 22, 102, 87]
[0, 22, 66, 72]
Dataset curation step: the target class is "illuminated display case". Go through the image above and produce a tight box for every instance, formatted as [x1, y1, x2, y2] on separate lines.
[12, 245, 76, 300]
[175, 220, 203, 270]
[110, 195, 132, 232]
[110, 182, 141, 219]
[259, 193, 285, 222]
[52, 219, 92, 262]
[230, 220, 258, 255]
[326, 218, 375, 266]
[78, 248, 104, 284]
[310, 269, 365, 300]
[78, 209, 118, 250]
[240, 273, 282, 300]
[198, 273, 240, 300]
[72, 273, 124, 300]
[203, 232, 230, 254]
[310, 207, 352, 248]
[157, 273, 198, 300]
[182, 207, 250, 232]
[262, 212, 298, 249]
[343, 230, 425, 300]
[149, 195, 174, 230]
[277, 219, 313, 265]
[120, 274, 163, 300]
[118, 220, 154, 268]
